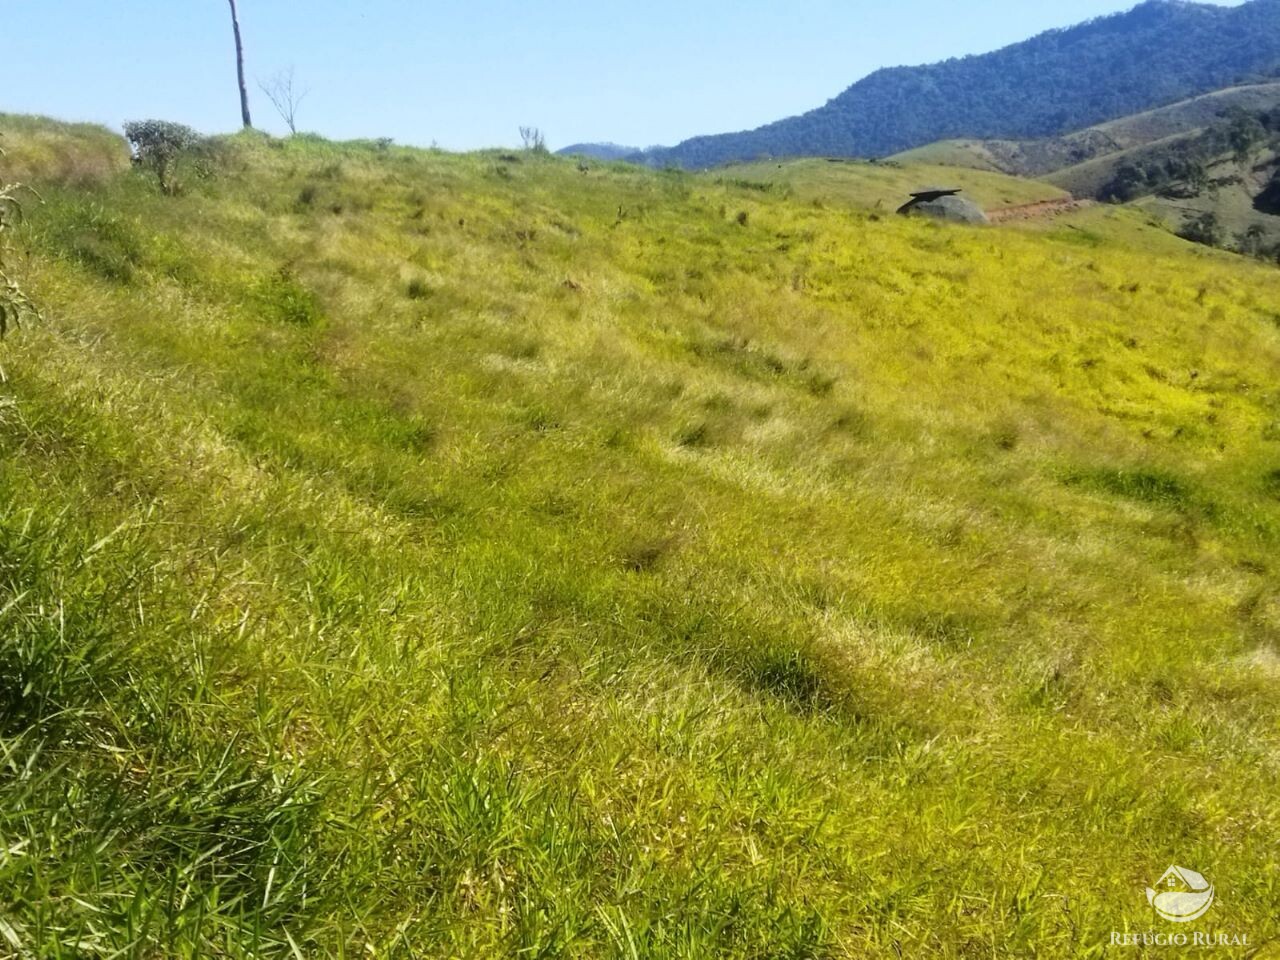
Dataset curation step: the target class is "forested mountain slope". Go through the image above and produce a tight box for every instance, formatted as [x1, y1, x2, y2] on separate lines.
[642, 0, 1280, 168]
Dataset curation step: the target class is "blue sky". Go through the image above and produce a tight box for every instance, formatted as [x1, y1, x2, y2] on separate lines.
[4, 1, 1245, 151]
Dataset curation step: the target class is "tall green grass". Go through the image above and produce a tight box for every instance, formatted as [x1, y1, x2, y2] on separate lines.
[0, 116, 1278, 956]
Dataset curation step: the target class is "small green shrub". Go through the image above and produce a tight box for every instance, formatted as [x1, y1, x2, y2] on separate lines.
[124, 119, 203, 194]
[251, 268, 321, 326]
[1177, 211, 1225, 249]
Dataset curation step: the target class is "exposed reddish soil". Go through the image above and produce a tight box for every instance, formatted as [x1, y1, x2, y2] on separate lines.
[987, 197, 1095, 223]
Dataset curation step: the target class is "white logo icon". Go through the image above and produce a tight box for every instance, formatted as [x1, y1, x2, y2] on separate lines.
[1147, 866, 1214, 923]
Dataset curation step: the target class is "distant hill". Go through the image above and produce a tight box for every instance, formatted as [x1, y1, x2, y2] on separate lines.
[891, 82, 1280, 177]
[1052, 103, 1280, 257]
[640, 0, 1280, 168]
[556, 142, 643, 162]
[890, 83, 1280, 260]
[1042, 99, 1280, 197]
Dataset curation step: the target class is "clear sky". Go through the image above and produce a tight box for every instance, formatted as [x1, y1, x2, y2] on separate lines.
[3, 1, 1247, 151]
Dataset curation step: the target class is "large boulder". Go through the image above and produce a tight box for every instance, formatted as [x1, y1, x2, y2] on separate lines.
[899, 193, 990, 225]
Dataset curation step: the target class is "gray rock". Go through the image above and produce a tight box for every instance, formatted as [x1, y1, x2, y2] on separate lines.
[896, 192, 990, 225]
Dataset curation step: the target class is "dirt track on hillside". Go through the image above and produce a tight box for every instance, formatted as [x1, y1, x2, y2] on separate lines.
[987, 198, 1095, 223]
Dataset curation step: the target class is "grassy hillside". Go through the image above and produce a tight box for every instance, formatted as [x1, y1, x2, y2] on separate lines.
[0, 112, 129, 185]
[1044, 131, 1207, 198]
[1090, 82, 1280, 149]
[1047, 141, 1280, 243]
[3, 116, 1280, 958]
[892, 82, 1280, 179]
[893, 92, 1280, 259]
[709, 158, 1066, 212]
[1135, 163, 1280, 252]
[888, 139, 1011, 173]
[1044, 116, 1280, 256]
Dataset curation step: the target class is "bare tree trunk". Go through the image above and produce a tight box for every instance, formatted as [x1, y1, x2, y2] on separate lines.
[227, 0, 252, 128]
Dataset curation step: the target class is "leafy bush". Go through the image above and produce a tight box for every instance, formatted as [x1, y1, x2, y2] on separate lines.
[124, 119, 203, 194]
[1237, 224, 1269, 257]
[1099, 163, 1147, 203]
[1177, 211, 1225, 248]
[1226, 108, 1267, 163]
[1101, 156, 1208, 203]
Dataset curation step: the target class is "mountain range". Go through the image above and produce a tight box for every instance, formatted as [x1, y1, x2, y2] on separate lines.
[561, 0, 1280, 168]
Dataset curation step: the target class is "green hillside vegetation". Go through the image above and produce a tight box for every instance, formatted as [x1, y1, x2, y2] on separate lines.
[1086, 81, 1280, 154]
[892, 82, 1280, 177]
[1048, 107, 1280, 260]
[4, 115, 1280, 957]
[1136, 171, 1280, 258]
[0, 112, 130, 185]
[895, 95, 1280, 262]
[708, 158, 1066, 213]
[888, 140, 1011, 173]
[1044, 130, 1209, 198]
[1048, 107, 1278, 197]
